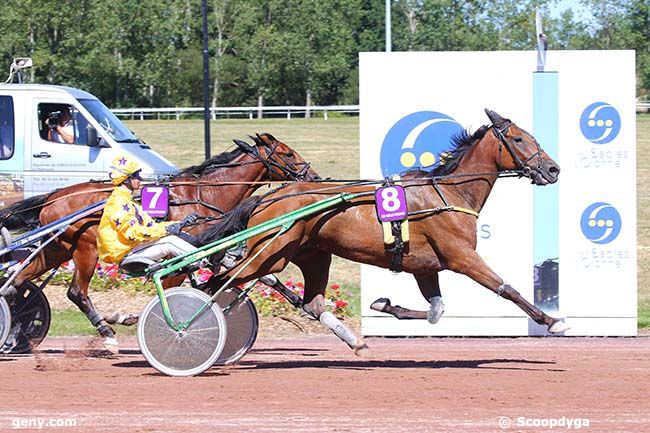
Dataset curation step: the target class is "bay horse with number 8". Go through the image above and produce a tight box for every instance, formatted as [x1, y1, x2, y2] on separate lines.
[201, 110, 568, 337]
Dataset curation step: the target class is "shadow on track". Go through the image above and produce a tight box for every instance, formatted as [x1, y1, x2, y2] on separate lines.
[111, 357, 563, 373]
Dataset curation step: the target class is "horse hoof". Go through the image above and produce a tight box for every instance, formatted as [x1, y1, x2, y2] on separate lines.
[427, 296, 445, 324]
[370, 298, 391, 312]
[104, 312, 139, 326]
[354, 343, 373, 359]
[121, 314, 139, 326]
[548, 320, 570, 334]
[103, 337, 119, 354]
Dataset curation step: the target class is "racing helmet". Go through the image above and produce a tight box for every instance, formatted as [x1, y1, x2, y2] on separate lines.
[109, 155, 141, 185]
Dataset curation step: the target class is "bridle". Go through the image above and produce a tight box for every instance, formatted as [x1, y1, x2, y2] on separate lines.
[492, 122, 544, 181]
[246, 139, 313, 181]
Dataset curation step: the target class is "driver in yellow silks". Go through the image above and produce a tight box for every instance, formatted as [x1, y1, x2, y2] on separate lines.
[97, 155, 198, 267]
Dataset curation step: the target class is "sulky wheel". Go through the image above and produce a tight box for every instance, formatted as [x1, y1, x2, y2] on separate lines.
[0, 279, 51, 354]
[0, 296, 10, 352]
[137, 287, 227, 377]
[214, 286, 259, 365]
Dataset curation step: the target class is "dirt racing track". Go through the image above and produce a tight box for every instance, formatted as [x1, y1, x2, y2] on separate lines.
[0, 336, 648, 432]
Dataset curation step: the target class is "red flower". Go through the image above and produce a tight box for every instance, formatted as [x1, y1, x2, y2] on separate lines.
[334, 300, 348, 308]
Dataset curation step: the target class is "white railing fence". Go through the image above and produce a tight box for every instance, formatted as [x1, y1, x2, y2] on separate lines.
[111, 102, 650, 120]
[111, 105, 360, 120]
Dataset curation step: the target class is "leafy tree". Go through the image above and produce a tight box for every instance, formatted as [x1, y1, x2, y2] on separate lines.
[0, 0, 646, 105]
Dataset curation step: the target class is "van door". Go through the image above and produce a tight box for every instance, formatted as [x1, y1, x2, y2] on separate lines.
[28, 101, 108, 194]
[0, 95, 24, 208]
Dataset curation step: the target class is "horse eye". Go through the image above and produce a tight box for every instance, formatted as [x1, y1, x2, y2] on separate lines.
[514, 137, 523, 143]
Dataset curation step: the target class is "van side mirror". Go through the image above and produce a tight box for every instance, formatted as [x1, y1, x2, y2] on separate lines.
[86, 125, 99, 147]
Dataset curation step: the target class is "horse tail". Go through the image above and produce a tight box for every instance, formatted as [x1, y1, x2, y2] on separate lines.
[0, 194, 48, 231]
[197, 196, 263, 246]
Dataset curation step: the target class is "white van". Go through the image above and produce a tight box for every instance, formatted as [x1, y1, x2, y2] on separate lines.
[0, 83, 177, 209]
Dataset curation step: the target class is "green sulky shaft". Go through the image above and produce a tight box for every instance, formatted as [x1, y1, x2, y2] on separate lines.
[150, 191, 369, 330]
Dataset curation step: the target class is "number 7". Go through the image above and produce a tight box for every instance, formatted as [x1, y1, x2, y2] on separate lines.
[146, 186, 163, 208]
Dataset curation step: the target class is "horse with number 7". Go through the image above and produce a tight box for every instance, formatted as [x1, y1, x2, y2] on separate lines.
[202, 109, 568, 338]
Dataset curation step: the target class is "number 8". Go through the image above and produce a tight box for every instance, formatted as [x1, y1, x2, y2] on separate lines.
[381, 187, 401, 212]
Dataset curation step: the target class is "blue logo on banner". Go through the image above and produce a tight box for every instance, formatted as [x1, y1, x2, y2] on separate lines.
[580, 202, 622, 244]
[380, 111, 464, 177]
[579, 102, 621, 144]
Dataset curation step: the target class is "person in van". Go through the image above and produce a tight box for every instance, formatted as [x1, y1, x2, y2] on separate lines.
[46, 106, 74, 144]
[97, 155, 199, 270]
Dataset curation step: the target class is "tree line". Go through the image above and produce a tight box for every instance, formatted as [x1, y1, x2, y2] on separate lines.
[0, 0, 647, 108]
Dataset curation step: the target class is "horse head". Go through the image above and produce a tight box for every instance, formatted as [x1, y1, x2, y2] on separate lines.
[485, 109, 560, 185]
[235, 133, 320, 181]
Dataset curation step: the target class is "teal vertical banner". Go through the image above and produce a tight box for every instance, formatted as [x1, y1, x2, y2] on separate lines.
[533, 71, 559, 312]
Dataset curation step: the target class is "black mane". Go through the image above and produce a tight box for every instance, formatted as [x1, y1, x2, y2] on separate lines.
[406, 125, 489, 178]
[175, 147, 246, 176]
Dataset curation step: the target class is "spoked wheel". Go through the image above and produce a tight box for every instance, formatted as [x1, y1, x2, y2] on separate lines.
[137, 287, 227, 377]
[214, 286, 259, 365]
[0, 297, 11, 352]
[0, 279, 51, 354]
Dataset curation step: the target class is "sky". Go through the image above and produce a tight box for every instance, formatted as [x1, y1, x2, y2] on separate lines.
[548, 0, 594, 22]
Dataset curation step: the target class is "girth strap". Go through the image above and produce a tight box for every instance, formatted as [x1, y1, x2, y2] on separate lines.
[385, 220, 409, 273]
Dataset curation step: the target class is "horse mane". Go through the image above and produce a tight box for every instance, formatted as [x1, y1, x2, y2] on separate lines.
[410, 125, 489, 178]
[0, 193, 49, 231]
[197, 195, 263, 246]
[175, 132, 280, 177]
[175, 147, 246, 176]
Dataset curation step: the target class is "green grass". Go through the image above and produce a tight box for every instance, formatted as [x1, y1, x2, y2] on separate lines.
[49, 309, 138, 337]
[125, 115, 650, 328]
[126, 117, 360, 180]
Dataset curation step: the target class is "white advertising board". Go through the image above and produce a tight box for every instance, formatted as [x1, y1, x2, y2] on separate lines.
[359, 50, 636, 336]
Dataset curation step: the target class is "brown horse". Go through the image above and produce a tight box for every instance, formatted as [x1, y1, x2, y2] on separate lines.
[0, 133, 319, 352]
[201, 110, 568, 341]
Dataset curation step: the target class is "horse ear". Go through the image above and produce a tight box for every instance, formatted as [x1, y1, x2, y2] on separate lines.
[233, 139, 255, 153]
[248, 134, 263, 146]
[484, 109, 507, 126]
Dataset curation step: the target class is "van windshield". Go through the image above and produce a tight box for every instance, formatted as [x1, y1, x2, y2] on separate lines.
[79, 99, 139, 143]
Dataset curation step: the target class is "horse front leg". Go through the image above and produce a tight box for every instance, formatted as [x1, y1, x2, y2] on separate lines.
[370, 273, 445, 323]
[294, 249, 370, 357]
[68, 248, 118, 353]
[447, 249, 568, 333]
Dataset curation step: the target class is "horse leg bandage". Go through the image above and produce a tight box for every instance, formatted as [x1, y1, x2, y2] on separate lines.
[319, 311, 360, 349]
[427, 296, 445, 324]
